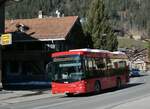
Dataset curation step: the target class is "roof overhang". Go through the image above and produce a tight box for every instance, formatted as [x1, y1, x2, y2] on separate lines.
[39, 38, 65, 41]
[13, 38, 66, 42]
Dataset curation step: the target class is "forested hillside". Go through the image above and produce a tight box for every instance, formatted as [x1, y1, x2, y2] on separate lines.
[5, 0, 150, 37]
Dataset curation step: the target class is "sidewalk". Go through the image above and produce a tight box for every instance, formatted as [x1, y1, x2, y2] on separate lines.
[0, 89, 63, 104]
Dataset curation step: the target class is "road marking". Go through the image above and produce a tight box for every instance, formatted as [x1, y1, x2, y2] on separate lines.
[32, 100, 75, 109]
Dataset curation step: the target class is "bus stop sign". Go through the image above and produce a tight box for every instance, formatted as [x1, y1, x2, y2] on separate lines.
[0, 33, 12, 45]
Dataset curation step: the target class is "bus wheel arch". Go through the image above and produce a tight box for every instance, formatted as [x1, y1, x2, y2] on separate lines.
[94, 80, 101, 93]
[116, 77, 122, 89]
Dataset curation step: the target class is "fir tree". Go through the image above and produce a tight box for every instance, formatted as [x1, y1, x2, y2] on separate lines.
[86, 0, 118, 51]
[5, 0, 150, 39]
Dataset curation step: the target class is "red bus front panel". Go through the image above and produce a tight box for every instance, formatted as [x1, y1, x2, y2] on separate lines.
[52, 81, 87, 94]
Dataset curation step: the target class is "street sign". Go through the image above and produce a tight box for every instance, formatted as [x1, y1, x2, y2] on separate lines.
[0, 33, 12, 45]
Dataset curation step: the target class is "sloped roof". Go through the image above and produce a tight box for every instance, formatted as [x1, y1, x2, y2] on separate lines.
[5, 16, 78, 41]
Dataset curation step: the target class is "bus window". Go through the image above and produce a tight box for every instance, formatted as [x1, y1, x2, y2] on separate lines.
[118, 61, 126, 68]
[106, 59, 112, 69]
[87, 58, 94, 77]
[95, 58, 106, 69]
[93, 58, 98, 70]
[88, 58, 93, 70]
[113, 62, 118, 68]
[83, 57, 93, 71]
[84, 57, 88, 71]
[94, 58, 107, 77]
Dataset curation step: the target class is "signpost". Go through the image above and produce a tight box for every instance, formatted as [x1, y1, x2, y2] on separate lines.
[0, 33, 12, 90]
[0, 0, 21, 90]
[0, 33, 12, 45]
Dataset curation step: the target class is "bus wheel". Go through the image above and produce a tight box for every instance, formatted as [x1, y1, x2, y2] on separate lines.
[94, 81, 101, 94]
[66, 93, 74, 97]
[116, 78, 121, 89]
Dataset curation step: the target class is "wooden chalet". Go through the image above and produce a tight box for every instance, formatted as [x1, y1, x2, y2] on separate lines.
[2, 16, 87, 88]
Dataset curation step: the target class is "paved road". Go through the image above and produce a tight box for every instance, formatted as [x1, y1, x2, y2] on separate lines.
[0, 73, 150, 109]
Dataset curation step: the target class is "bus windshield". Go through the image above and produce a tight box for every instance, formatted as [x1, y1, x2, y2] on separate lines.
[50, 55, 85, 83]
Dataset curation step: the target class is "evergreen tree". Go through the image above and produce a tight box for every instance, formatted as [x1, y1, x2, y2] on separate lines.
[148, 42, 150, 61]
[5, 0, 150, 39]
[86, 0, 118, 51]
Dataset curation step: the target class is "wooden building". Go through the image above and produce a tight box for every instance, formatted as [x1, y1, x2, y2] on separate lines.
[2, 16, 87, 88]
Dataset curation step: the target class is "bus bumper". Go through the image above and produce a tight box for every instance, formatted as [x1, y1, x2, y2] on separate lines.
[52, 81, 86, 94]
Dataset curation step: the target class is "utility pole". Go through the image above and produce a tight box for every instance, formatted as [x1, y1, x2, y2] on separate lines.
[0, 0, 22, 89]
[0, 1, 5, 89]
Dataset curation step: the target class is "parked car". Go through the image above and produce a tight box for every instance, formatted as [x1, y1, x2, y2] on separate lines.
[130, 68, 140, 77]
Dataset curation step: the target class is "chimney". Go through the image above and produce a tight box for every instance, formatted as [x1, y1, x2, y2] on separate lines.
[38, 10, 43, 19]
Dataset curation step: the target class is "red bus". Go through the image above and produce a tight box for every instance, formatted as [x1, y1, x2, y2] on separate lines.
[47, 49, 129, 96]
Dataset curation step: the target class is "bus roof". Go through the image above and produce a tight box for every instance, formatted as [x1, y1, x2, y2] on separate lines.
[70, 48, 110, 53]
[111, 51, 128, 59]
[51, 49, 128, 59]
[51, 49, 111, 57]
[112, 51, 126, 55]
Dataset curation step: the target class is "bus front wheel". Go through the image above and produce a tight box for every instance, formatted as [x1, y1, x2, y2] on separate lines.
[66, 93, 74, 97]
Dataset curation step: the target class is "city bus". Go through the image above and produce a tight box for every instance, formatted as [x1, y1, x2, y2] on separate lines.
[47, 49, 129, 96]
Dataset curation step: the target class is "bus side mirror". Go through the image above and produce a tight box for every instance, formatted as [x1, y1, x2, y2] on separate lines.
[46, 62, 52, 73]
[46, 62, 54, 81]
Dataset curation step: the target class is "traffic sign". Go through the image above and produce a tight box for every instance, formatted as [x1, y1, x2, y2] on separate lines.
[0, 33, 12, 45]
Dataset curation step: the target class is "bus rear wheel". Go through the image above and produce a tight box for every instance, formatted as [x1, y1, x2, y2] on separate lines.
[94, 81, 101, 94]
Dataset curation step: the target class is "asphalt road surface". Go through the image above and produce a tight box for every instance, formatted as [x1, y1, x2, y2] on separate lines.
[0, 72, 150, 109]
